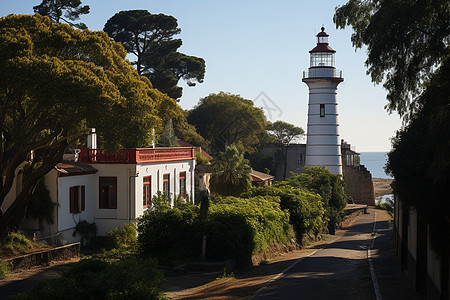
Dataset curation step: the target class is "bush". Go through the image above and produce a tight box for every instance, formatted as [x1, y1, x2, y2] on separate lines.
[210, 196, 294, 254]
[107, 224, 137, 250]
[12, 258, 166, 300]
[136, 195, 294, 269]
[375, 197, 394, 217]
[0, 259, 11, 279]
[278, 167, 347, 234]
[242, 186, 326, 240]
[136, 203, 201, 263]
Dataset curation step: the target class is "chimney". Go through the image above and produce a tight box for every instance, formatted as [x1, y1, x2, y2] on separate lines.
[87, 128, 97, 149]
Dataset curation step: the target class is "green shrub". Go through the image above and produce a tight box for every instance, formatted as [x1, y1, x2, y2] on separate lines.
[107, 224, 137, 250]
[73, 220, 96, 246]
[204, 211, 255, 268]
[136, 203, 201, 263]
[137, 194, 294, 269]
[1, 231, 34, 256]
[0, 259, 11, 279]
[278, 167, 347, 234]
[210, 196, 294, 255]
[376, 197, 394, 217]
[242, 186, 326, 240]
[12, 258, 166, 300]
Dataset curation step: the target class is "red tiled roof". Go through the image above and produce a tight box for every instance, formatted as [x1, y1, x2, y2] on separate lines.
[309, 43, 336, 53]
[251, 170, 274, 182]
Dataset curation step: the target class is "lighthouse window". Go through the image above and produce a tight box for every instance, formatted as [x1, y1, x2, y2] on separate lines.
[320, 104, 325, 117]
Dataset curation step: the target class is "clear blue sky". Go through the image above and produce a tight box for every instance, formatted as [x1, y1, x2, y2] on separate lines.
[1, 0, 402, 151]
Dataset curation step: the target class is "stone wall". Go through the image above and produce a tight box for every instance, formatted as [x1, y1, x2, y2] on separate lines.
[342, 164, 375, 205]
[6, 242, 80, 271]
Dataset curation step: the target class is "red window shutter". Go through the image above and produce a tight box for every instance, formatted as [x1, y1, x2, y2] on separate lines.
[81, 185, 85, 211]
[69, 187, 75, 213]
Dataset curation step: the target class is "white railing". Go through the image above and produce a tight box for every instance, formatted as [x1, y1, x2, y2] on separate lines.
[303, 68, 343, 79]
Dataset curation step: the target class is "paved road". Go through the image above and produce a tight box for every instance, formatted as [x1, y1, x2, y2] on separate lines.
[253, 209, 423, 300]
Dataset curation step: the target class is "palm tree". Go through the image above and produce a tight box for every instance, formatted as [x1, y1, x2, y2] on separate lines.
[210, 146, 251, 196]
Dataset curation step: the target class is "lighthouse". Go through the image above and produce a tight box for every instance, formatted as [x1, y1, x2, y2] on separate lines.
[303, 27, 343, 175]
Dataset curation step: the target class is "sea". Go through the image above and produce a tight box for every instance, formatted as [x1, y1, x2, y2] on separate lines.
[359, 152, 393, 203]
[359, 152, 392, 179]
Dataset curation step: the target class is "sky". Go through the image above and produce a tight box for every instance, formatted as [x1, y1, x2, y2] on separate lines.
[1, 0, 402, 151]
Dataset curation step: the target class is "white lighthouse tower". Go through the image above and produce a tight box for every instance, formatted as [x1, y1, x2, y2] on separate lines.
[302, 27, 343, 175]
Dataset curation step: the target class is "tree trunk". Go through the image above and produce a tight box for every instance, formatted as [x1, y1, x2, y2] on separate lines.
[0, 140, 67, 236]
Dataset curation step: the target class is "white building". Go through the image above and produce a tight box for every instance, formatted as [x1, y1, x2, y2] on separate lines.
[303, 27, 344, 175]
[23, 146, 195, 245]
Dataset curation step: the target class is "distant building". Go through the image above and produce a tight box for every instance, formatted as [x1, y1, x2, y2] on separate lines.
[253, 27, 374, 205]
[257, 139, 375, 205]
[251, 170, 274, 187]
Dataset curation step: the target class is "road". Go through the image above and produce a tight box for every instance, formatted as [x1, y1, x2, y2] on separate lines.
[252, 209, 419, 300]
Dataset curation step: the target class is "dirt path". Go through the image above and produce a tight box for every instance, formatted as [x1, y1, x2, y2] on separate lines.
[0, 258, 79, 300]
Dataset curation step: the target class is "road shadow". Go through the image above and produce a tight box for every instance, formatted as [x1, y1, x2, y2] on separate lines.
[0, 261, 77, 300]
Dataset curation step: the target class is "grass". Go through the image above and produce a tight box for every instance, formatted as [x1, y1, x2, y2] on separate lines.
[0, 231, 50, 280]
[0, 259, 11, 279]
[216, 268, 235, 279]
[0, 231, 47, 257]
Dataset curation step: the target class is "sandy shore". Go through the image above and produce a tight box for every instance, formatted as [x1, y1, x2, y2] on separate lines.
[373, 178, 393, 197]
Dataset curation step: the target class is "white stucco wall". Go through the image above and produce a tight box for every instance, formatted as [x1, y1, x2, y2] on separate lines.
[89, 159, 195, 236]
[57, 174, 96, 243]
[134, 160, 195, 218]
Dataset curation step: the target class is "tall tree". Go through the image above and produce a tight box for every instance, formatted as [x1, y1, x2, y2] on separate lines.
[33, 0, 90, 29]
[267, 121, 304, 180]
[334, 0, 450, 253]
[103, 10, 205, 100]
[210, 146, 252, 197]
[0, 15, 181, 235]
[187, 92, 268, 154]
[334, 0, 449, 119]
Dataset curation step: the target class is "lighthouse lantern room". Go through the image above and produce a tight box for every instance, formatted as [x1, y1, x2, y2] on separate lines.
[302, 27, 344, 175]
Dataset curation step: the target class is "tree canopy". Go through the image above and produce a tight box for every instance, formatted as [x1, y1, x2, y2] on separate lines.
[334, 0, 449, 118]
[386, 60, 450, 254]
[103, 10, 205, 100]
[187, 92, 268, 154]
[267, 121, 305, 179]
[33, 0, 90, 29]
[0, 14, 181, 234]
[210, 146, 252, 197]
[334, 0, 450, 253]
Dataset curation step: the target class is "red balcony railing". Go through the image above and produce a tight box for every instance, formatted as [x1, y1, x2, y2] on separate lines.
[79, 147, 195, 164]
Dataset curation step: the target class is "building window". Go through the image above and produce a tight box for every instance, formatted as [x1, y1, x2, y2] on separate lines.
[70, 185, 85, 214]
[320, 104, 325, 117]
[163, 174, 170, 199]
[143, 176, 151, 208]
[99, 177, 117, 209]
[179, 172, 186, 199]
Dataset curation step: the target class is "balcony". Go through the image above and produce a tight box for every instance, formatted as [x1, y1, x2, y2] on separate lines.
[303, 68, 343, 79]
[79, 147, 195, 164]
